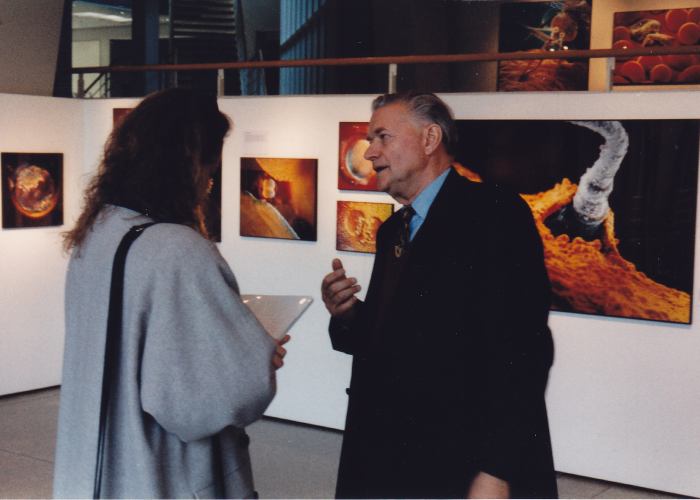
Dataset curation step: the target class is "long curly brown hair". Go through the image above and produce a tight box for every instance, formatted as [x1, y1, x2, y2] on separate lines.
[63, 88, 230, 252]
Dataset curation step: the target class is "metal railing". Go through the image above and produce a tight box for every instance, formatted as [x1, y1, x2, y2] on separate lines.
[72, 45, 700, 98]
[78, 72, 111, 98]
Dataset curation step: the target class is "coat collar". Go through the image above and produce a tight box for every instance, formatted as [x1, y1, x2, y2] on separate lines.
[408, 167, 477, 249]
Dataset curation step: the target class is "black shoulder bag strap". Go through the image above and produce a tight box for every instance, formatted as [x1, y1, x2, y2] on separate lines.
[93, 222, 158, 499]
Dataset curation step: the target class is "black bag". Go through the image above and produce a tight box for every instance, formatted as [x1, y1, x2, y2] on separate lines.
[93, 222, 157, 498]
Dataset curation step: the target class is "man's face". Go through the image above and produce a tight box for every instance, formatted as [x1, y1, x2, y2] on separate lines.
[364, 102, 429, 204]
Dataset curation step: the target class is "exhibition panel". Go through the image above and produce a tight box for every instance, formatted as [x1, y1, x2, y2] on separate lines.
[0, 95, 82, 395]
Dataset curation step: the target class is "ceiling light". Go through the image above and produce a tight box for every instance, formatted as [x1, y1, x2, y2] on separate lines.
[73, 12, 132, 23]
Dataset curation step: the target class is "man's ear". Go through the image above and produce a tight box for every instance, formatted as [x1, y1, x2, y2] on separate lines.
[423, 123, 443, 155]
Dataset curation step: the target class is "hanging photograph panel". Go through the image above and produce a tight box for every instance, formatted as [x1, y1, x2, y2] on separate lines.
[454, 119, 699, 324]
[497, 1, 592, 91]
[336, 201, 394, 254]
[338, 122, 380, 191]
[2, 152, 64, 229]
[240, 157, 318, 241]
[612, 8, 700, 86]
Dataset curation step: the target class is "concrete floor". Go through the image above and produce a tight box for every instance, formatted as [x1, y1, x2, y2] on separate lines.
[0, 387, 686, 499]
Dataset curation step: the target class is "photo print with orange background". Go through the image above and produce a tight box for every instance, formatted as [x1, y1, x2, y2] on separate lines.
[336, 201, 394, 254]
[338, 122, 379, 191]
[612, 8, 700, 86]
[2, 153, 63, 228]
[498, 1, 592, 91]
[454, 119, 699, 325]
[240, 157, 317, 241]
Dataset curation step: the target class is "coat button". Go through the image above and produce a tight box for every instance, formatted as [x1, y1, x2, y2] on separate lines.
[345, 388, 351, 395]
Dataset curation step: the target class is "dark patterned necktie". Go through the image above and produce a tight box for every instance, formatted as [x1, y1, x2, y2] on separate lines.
[394, 205, 415, 258]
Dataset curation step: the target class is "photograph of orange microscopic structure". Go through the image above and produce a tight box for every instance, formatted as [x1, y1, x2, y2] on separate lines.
[336, 201, 394, 254]
[455, 119, 699, 324]
[338, 122, 379, 191]
[498, 1, 591, 92]
[2, 153, 63, 229]
[612, 8, 700, 86]
[240, 157, 317, 241]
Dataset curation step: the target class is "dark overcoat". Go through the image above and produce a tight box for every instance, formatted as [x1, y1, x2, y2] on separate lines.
[330, 168, 558, 499]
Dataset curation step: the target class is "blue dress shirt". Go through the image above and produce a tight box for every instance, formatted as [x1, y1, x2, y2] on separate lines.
[407, 168, 450, 241]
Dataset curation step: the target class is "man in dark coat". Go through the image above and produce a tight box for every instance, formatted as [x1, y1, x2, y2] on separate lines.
[321, 92, 557, 499]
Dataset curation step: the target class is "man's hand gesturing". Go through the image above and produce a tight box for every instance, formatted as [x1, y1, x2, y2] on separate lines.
[321, 259, 361, 319]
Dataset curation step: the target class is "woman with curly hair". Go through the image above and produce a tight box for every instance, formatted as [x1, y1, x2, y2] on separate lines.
[54, 88, 285, 498]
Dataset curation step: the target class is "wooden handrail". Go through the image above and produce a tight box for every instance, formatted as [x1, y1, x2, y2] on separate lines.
[72, 45, 700, 74]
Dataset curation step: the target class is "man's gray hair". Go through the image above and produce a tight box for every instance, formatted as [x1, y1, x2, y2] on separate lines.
[371, 91, 458, 157]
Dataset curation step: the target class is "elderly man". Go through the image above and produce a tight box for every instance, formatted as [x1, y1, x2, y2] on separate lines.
[321, 92, 557, 499]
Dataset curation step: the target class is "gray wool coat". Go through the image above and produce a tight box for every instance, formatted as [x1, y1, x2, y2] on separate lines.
[53, 206, 277, 499]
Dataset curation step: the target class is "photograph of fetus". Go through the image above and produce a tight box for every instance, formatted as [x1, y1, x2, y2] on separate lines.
[338, 122, 379, 191]
[454, 119, 699, 324]
[498, 0, 592, 91]
[336, 201, 394, 254]
[240, 157, 317, 241]
[612, 8, 700, 86]
[2, 152, 63, 229]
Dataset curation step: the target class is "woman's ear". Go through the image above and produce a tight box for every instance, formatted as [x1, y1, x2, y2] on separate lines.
[423, 123, 443, 155]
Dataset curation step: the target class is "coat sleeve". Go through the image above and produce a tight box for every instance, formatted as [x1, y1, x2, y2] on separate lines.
[328, 217, 392, 355]
[139, 232, 277, 443]
[329, 301, 367, 354]
[472, 190, 555, 483]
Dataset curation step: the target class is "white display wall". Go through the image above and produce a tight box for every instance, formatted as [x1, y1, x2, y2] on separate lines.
[0, 94, 82, 395]
[1, 91, 699, 497]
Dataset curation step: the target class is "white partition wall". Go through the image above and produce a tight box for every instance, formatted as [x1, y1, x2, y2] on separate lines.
[0, 91, 699, 496]
[0, 95, 83, 394]
[217, 96, 395, 428]
[450, 92, 700, 497]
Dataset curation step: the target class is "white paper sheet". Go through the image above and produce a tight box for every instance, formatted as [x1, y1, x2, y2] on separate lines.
[241, 294, 313, 340]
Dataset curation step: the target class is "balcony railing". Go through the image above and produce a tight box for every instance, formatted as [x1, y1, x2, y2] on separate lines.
[72, 45, 700, 98]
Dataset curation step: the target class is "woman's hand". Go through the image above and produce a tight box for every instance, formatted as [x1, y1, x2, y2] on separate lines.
[273, 335, 291, 369]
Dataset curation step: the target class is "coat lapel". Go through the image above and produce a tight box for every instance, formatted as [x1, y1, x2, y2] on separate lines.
[407, 167, 480, 263]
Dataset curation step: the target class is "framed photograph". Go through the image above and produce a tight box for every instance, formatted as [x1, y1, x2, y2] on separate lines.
[240, 157, 317, 241]
[2, 153, 63, 229]
[336, 201, 394, 254]
[112, 108, 132, 126]
[454, 119, 699, 324]
[498, 1, 592, 91]
[612, 8, 700, 86]
[338, 122, 379, 191]
[204, 167, 222, 242]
